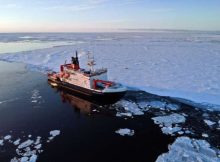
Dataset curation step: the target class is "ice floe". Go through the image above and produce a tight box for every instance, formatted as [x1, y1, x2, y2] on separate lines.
[0, 139, 4, 146]
[115, 100, 144, 117]
[0, 130, 61, 162]
[152, 113, 186, 135]
[204, 119, 216, 126]
[13, 139, 21, 146]
[115, 128, 135, 136]
[156, 136, 220, 162]
[47, 130, 61, 142]
[4, 135, 12, 140]
[18, 140, 34, 149]
[202, 133, 209, 138]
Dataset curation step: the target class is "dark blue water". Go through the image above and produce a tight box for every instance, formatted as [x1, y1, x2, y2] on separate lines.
[0, 61, 174, 162]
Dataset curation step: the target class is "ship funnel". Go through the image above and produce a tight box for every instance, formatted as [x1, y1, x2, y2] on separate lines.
[76, 51, 78, 59]
[71, 50, 80, 70]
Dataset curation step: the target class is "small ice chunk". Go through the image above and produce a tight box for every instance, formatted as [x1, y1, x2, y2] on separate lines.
[4, 135, 12, 140]
[161, 126, 182, 135]
[34, 136, 41, 145]
[178, 131, 184, 135]
[18, 139, 34, 149]
[10, 157, 19, 162]
[47, 130, 61, 142]
[50, 130, 60, 137]
[115, 128, 135, 136]
[204, 119, 216, 126]
[166, 103, 180, 110]
[13, 139, 21, 145]
[34, 144, 42, 150]
[20, 157, 29, 162]
[0, 139, 4, 146]
[29, 154, 37, 162]
[185, 130, 192, 134]
[116, 112, 132, 117]
[202, 133, 209, 138]
[28, 135, 32, 138]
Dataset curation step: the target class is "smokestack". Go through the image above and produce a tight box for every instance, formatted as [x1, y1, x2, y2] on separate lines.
[76, 51, 78, 59]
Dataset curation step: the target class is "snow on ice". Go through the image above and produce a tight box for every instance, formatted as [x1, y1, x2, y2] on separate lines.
[115, 128, 135, 136]
[115, 100, 144, 117]
[0, 32, 220, 109]
[152, 113, 186, 135]
[156, 136, 220, 162]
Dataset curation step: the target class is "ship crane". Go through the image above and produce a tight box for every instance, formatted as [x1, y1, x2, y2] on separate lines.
[87, 51, 96, 72]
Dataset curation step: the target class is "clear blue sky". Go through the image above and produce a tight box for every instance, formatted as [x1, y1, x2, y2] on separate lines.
[0, 0, 220, 32]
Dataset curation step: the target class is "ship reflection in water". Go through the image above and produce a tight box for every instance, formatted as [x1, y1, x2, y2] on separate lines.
[48, 80, 117, 115]
[60, 91, 98, 114]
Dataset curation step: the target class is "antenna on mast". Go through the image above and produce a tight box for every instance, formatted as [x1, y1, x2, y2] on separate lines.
[87, 51, 96, 72]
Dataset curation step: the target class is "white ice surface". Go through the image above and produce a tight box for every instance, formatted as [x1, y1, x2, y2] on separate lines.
[4, 135, 12, 140]
[50, 130, 60, 137]
[156, 136, 219, 162]
[0, 32, 220, 109]
[116, 100, 144, 117]
[18, 140, 34, 149]
[0, 139, 3, 146]
[204, 119, 216, 126]
[47, 130, 61, 142]
[152, 113, 186, 135]
[115, 128, 135, 136]
[13, 139, 21, 146]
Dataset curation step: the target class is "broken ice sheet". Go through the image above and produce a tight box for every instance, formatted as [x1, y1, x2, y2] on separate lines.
[115, 100, 144, 117]
[156, 136, 219, 162]
[152, 113, 186, 135]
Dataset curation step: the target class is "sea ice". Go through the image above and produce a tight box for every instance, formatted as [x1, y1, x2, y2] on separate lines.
[0, 139, 4, 146]
[115, 100, 144, 116]
[50, 130, 60, 137]
[156, 136, 219, 162]
[29, 154, 37, 162]
[0, 32, 220, 109]
[4, 135, 12, 140]
[115, 128, 135, 136]
[47, 130, 61, 142]
[20, 157, 29, 162]
[152, 113, 186, 126]
[204, 119, 216, 126]
[202, 133, 209, 138]
[18, 140, 34, 149]
[152, 113, 186, 135]
[13, 139, 21, 145]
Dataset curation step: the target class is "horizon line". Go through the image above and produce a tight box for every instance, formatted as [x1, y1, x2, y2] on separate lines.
[0, 28, 220, 34]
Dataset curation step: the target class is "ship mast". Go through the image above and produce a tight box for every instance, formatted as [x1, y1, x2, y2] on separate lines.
[87, 51, 96, 72]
